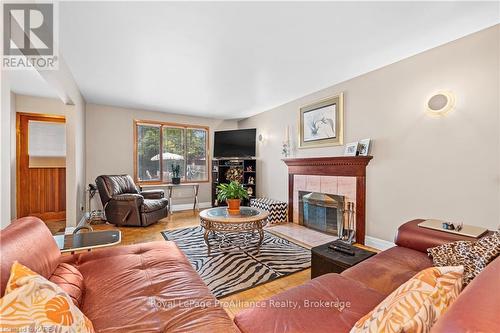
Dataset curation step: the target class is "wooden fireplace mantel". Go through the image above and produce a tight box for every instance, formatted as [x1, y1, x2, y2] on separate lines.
[283, 156, 373, 244]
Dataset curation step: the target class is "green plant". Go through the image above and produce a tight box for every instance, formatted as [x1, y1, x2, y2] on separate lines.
[217, 181, 249, 202]
[170, 164, 181, 178]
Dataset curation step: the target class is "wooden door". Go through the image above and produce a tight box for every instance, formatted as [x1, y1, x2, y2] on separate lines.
[17, 113, 66, 221]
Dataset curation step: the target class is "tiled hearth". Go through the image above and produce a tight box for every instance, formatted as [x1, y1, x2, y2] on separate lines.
[266, 223, 336, 249]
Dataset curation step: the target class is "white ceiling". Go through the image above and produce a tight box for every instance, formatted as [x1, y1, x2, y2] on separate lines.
[10, 1, 500, 119]
[8, 68, 59, 99]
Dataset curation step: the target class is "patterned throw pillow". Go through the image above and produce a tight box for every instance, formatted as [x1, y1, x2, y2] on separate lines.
[351, 266, 463, 333]
[428, 231, 500, 285]
[0, 261, 94, 333]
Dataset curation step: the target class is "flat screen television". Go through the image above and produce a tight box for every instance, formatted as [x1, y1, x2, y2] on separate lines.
[214, 128, 256, 158]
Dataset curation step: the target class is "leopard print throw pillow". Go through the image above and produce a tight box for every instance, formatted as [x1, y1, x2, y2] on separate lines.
[428, 231, 500, 286]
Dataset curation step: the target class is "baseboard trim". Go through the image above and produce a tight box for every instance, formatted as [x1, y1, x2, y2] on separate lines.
[171, 202, 211, 212]
[365, 236, 395, 251]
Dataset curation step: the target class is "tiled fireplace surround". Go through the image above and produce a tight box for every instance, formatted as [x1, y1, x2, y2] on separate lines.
[293, 175, 356, 230]
[283, 156, 372, 244]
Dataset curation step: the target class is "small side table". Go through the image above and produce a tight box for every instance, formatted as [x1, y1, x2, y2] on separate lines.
[311, 240, 376, 278]
[53, 230, 121, 254]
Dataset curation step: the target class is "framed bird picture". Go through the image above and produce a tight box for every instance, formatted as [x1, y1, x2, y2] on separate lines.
[299, 93, 344, 148]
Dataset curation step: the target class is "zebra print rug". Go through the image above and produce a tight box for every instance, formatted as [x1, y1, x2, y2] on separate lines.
[161, 226, 311, 298]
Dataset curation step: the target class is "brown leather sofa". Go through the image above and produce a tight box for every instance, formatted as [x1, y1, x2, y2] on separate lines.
[0, 217, 238, 333]
[234, 219, 500, 333]
[96, 174, 168, 226]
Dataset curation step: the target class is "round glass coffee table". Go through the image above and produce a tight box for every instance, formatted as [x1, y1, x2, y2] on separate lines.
[199, 206, 270, 254]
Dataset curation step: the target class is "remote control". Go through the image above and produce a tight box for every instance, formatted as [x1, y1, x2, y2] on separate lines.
[329, 245, 355, 256]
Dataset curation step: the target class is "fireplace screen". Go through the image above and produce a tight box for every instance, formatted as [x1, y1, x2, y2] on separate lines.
[299, 191, 345, 236]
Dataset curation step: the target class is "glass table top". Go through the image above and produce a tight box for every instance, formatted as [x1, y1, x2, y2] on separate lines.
[205, 206, 262, 219]
[53, 230, 121, 253]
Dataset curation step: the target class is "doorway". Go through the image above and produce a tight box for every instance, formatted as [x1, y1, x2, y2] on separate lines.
[16, 113, 66, 232]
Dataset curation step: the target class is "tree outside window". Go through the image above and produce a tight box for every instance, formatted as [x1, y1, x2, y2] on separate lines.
[135, 122, 209, 183]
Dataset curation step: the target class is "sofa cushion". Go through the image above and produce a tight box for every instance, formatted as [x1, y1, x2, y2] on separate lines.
[234, 273, 385, 333]
[141, 198, 169, 213]
[428, 231, 500, 285]
[341, 246, 433, 295]
[351, 266, 463, 333]
[0, 217, 61, 297]
[70, 241, 237, 333]
[49, 263, 85, 308]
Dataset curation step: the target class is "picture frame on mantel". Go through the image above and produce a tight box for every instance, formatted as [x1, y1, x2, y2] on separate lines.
[299, 92, 344, 149]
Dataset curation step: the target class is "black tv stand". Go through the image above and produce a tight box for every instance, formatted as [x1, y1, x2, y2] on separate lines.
[211, 158, 257, 207]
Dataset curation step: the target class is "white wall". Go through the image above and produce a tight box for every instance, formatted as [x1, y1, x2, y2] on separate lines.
[1, 54, 86, 229]
[15, 95, 86, 226]
[85, 104, 238, 207]
[0, 71, 12, 228]
[238, 25, 500, 241]
[37, 57, 87, 226]
[10, 91, 16, 220]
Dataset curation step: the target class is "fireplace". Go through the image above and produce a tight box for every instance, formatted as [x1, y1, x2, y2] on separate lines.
[299, 191, 345, 237]
[283, 156, 372, 244]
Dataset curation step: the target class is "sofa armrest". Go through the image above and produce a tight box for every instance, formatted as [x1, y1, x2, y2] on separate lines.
[140, 189, 164, 200]
[1, 217, 61, 296]
[394, 219, 481, 253]
[112, 193, 144, 206]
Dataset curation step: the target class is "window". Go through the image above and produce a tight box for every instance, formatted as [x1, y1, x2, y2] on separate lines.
[135, 121, 209, 183]
[136, 124, 161, 181]
[28, 120, 66, 168]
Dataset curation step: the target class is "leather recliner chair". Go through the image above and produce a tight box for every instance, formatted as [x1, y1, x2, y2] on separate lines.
[96, 174, 168, 227]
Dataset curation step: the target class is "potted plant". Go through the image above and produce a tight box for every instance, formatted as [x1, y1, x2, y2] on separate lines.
[171, 164, 181, 185]
[216, 181, 249, 214]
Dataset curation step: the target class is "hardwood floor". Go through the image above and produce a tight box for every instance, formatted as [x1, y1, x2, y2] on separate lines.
[46, 219, 66, 234]
[89, 210, 311, 318]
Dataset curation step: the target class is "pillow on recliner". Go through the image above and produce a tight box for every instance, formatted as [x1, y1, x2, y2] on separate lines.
[427, 231, 500, 285]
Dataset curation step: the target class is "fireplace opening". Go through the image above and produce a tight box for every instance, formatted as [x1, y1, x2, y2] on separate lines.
[298, 191, 345, 237]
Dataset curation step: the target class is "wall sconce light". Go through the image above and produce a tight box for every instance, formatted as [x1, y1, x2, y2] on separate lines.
[258, 133, 265, 142]
[426, 91, 455, 117]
